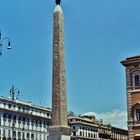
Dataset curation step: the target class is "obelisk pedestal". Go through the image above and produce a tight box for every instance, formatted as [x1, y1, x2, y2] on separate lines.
[48, 126, 70, 140]
[48, 1, 71, 140]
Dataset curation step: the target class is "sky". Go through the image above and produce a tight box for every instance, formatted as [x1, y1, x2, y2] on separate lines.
[0, 0, 140, 129]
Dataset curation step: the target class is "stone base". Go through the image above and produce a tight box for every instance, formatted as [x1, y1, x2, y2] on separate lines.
[47, 126, 71, 140]
[48, 135, 70, 140]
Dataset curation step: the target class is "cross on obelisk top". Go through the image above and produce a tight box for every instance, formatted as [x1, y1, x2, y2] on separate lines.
[56, 0, 61, 5]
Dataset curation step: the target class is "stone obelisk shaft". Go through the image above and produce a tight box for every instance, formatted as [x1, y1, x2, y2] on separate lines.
[52, 4, 68, 127]
[48, 4, 70, 140]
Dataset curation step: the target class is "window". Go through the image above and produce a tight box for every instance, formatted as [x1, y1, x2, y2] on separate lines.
[73, 132, 76, 136]
[23, 107, 25, 111]
[3, 129, 5, 136]
[14, 115, 16, 120]
[91, 133, 93, 138]
[13, 105, 16, 109]
[8, 114, 12, 120]
[8, 130, 10, 137]
[18, 132, 21, 139]
[94, 134, 96, 138]
[47, 113, 49, 117]
[80, 131, 82, 136]
[136, 109, 140, 122]
[22, 132, 25, 139]
[8, 104, 11, 108]
[27, 118, 30, 125]
[3, 113, 6, 118]
[18, 116, 21, 122]
[27, 133, 30, 140]
[32, 119, 34, 124]
[18, 106, 21, 111]
[36, 120, 38, 126]
[27, 108, 30, 112]
[23, 117, 26, 122]
[39, 120, 42, 127]
[47, 122, 50, 126]
[135, 75, 140, 86]
[31, 134, 34, 140]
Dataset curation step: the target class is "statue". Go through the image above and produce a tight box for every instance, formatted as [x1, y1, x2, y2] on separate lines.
[56, 0, 61, 5]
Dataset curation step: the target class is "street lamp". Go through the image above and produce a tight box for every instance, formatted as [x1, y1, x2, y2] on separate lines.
[0, 30, 11, 55]
[9, 85, 20, 100]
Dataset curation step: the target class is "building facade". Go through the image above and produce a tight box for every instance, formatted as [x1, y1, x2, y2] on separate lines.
[69, 116, 99, 140]
[0, 96, 51, 140]
[111, 127, 128, 140]
[68, 115, 128, 140]
[121, 56, 140, 140]
[0, 96, 128, 140]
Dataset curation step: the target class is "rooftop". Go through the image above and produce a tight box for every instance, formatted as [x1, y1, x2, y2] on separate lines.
[0, 96, 51, 112]
[121, 55, 140, 67]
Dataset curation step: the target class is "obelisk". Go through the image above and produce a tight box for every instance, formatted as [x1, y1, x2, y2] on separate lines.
[48, 0, 71, 140]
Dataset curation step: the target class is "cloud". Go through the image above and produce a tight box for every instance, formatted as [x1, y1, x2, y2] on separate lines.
[83, 109, 127, 129]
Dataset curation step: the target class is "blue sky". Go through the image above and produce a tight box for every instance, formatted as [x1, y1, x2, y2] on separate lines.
[0, 0, 140, 127]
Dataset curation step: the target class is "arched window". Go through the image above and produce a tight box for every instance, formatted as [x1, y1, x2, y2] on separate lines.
[3, 137, 6, 140]
[22, 132, 25, 140]
[8, 130, 11, 138]
[135, 75, 140, 86]
[91, 133, 93, 138]
[136, 109, 140, 122]
[27, 133, 30, 140]
[94, 134, 96, 138]
[8, 104, 11, 108]
[31, 133, 34, 140]
[13, 131, 16, 137]
[131, 70, 140, 89]
[80, 131, 82, 136]
[13, 131, 16, 139]
[18, 132, 21, 139]
[3, 129, 5, 137]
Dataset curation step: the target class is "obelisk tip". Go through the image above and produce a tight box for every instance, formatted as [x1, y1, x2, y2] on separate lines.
[54, 1, 63, 13]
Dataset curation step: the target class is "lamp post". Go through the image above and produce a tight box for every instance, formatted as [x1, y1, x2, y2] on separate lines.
[9, 85, 20, 140]
[9, 85, 20, 100]
[0, 30, 11, 55]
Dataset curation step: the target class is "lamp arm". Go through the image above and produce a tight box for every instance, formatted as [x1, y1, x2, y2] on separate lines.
[2, 37, 10, 43]
[14, 88, 20, 92]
